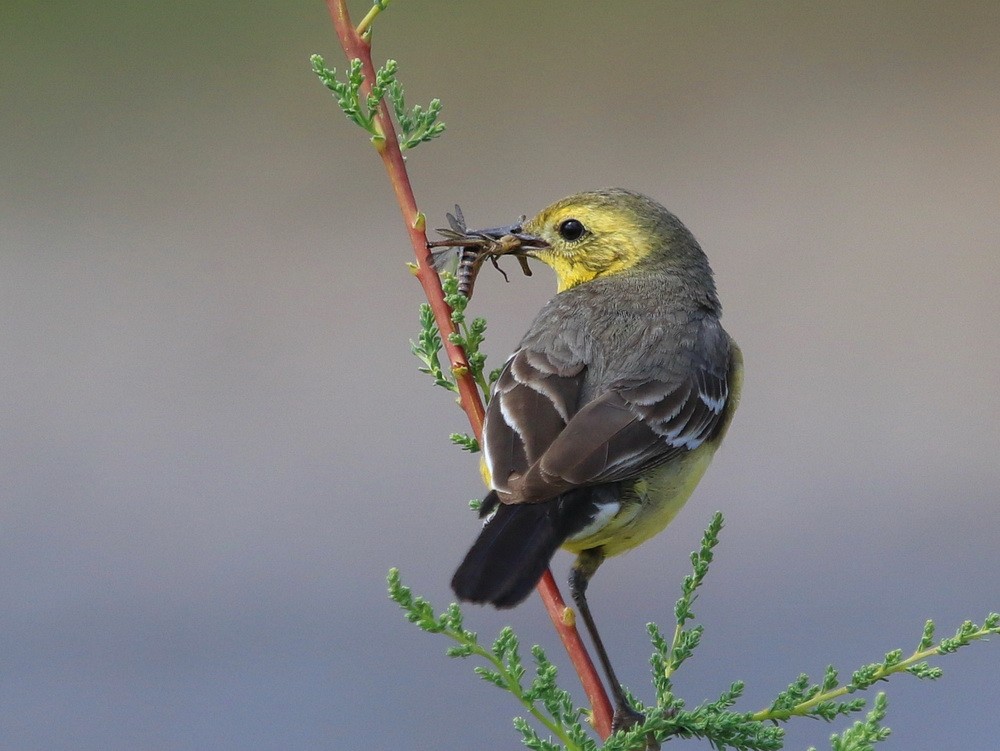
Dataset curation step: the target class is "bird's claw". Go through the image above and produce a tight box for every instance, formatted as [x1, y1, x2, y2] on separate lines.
[612, 704, 660, 751]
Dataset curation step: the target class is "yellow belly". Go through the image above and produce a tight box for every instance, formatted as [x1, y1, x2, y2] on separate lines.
[561, 339, 742, 558]
[560, 442, 719, 558]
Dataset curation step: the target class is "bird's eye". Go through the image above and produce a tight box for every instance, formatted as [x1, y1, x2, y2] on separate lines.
[557, 218, 586, 242]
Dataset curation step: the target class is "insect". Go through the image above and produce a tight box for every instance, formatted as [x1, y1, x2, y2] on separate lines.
[427, 205, 536, 298]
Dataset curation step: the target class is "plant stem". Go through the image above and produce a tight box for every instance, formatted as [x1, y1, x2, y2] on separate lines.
[354, 0, 386, 37]
[325, 0, 484, 432]
[537, 569, 614, 738]
[322, 0, 613, 738]
[663, 621, 684, 681]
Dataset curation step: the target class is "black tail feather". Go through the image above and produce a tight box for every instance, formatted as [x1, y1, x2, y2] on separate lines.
[451, 500, 563, 608]
[452, 488, 615, 608]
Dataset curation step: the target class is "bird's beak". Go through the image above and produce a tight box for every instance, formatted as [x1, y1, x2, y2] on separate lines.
[486, 228, 550, 258]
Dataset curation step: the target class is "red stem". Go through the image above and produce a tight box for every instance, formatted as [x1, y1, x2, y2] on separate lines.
[327, 2, 484, 431]
[323, 0, 613, 738]
[536, 570, 614, 738]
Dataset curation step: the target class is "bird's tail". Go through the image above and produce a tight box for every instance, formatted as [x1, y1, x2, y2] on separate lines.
[451, 488, 613, 608]
[451, 493, 565, 608]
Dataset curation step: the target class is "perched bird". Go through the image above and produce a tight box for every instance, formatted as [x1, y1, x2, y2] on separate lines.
[450, 188, 742, 730]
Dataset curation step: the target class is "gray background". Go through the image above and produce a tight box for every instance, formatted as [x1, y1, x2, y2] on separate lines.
[3, 1, 998, 749]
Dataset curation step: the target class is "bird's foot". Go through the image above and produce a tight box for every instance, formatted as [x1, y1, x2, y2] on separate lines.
[611, 703, 644, 733]
[611, 704, 660, 750]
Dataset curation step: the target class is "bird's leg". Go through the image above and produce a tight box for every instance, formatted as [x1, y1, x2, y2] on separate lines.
[569, 550, 648, 737]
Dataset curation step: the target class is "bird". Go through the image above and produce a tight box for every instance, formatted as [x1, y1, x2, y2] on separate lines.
[450, 188, 743, 732]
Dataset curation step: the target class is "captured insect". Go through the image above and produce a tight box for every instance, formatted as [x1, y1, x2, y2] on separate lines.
[427, 205, 540, 298]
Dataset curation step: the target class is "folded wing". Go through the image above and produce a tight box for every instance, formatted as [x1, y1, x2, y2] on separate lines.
[485, 319, 733, 504]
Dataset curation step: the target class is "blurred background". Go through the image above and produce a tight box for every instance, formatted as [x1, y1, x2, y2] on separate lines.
[3, 1, 998, 749]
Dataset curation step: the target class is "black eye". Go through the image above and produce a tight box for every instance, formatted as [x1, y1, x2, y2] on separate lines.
[557, 218, 586, 242]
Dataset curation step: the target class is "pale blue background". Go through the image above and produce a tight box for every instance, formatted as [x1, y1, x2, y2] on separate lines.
[3, 2, 999, 749]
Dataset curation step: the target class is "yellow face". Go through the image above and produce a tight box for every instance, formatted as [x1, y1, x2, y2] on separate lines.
[522, 192, 659, 292]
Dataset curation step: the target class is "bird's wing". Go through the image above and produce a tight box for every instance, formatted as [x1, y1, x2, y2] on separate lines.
[482, 347, 587, 499]
[486, 323, 734, 504]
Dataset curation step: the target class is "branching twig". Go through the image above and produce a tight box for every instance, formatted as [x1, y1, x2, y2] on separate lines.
[754, 614, 1000, 724]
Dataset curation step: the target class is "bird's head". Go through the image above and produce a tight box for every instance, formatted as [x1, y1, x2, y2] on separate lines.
[518, 188, 711, 293]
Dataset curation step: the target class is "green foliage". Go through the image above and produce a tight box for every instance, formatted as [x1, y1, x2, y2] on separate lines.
[389, 516, 1000, 750]
[442, 272, 496, 399]
[652, 511, 723, 689]
[753, 612, 1000, 727]
[311, 55, 378, 139]
[386, 72, 446, 149]
[411, 272, 498, 404]
[410, 302, 456, 393]
[450, 432, 480, 453]
[387, 569, 598, 751]
[816, 693, 891, 751]
[311, 54, 444, 150]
